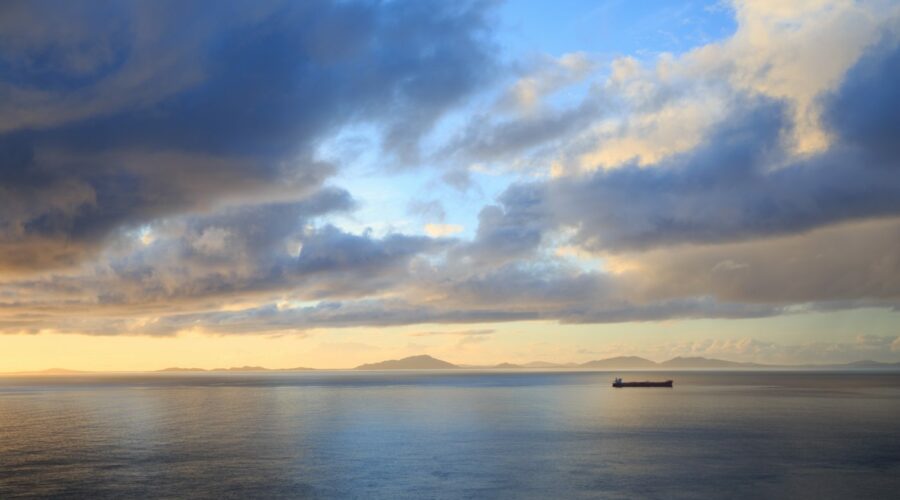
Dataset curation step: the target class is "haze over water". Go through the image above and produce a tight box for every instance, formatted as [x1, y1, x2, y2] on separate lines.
[2, 371, 899, 499]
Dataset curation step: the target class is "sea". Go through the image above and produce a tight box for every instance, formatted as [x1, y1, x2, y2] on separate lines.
[1, 370, 899, 499]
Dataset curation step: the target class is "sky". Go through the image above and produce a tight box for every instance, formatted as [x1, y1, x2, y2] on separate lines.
[1, 0, 899, 371]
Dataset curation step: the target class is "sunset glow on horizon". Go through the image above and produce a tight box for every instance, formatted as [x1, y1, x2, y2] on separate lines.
[1, 0, 899, 371]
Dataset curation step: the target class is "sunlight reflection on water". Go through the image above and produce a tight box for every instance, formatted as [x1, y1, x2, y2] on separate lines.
[1, 371, 899, 498]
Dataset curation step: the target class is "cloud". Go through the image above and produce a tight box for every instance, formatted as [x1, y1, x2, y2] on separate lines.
[441, 167, 475, 192]
[822, 34, 900, 164]
[0, 0, 497, 273]
[442, 92, 604, 169]
[424, 223, 463, 237]
[484, 35, 900, 254]
[0, 187, 440, 334]
[1, 1, 899, 339]
[16, 196, 342, 314]
[407, 199, 446, 222]
[441, 0, 899, 177]
[116, 300, 534, 336]
[612, 218, 900, 305]
[453, 182, 549, 266]
[496, 52, 596, 113]
[410, 329, 494, 337]
[293, 225, 449, 298]
[438, 51, 603, 169]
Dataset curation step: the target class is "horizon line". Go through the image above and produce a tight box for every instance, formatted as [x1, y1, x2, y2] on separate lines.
[4, 354, 900, 375]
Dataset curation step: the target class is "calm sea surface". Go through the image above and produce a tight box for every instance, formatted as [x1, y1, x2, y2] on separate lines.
[1, 370, 899, 499]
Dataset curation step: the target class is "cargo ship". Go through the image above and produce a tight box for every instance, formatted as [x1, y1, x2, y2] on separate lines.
[612, 377, 673, 388]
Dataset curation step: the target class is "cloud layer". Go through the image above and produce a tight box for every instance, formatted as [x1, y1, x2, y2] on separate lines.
[0, 0, 899, 339]
[0, 0, 495, 272]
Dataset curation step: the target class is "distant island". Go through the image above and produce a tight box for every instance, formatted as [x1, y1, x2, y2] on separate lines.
[355, 355, 457, 370]
[455, 355, 755, 370]
[3, 356, 900, 375]
[0, 368, 91, 376]
[353, 355, 900, 371]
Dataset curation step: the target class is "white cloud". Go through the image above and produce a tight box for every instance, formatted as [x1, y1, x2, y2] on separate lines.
[498, 52, 597, 115]
[472, 0, 900, 177]
[691, 0, 892, 154]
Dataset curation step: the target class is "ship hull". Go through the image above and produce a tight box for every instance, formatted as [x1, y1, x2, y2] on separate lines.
[612, 380, 673, 388]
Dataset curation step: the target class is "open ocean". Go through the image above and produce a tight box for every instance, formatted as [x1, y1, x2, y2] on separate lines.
[1, 370, 899, 499]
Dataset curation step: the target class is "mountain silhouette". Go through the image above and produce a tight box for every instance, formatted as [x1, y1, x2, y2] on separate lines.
[355, 355, 458, 370]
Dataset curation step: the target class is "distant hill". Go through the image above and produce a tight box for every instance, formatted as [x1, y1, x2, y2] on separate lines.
[659, 356, 763, 369]
[0, 368, 90, 376]
[493, 362, 523, 369]
[355, 355, 457, 370]
[837, 360, 900, 369]
[38, 368, 89, 375]
[580, 356, 658, 369]
[6, 358, 900, 375]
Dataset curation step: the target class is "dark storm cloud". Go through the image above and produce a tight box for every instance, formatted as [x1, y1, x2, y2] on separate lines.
[0, 0, 497, 272]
